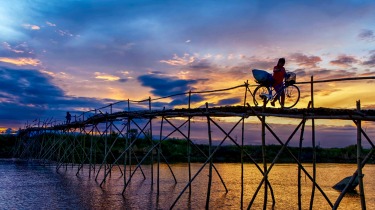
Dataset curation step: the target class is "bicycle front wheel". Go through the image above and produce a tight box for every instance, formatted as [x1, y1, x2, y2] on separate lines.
[279, 85, 300, 108]
[253, 85, 270, 107]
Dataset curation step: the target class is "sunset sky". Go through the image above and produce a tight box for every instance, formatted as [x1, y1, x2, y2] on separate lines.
[1, 0, 375, 146]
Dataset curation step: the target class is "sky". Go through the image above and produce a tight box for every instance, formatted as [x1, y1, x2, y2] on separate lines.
[1, 0, 375, 147]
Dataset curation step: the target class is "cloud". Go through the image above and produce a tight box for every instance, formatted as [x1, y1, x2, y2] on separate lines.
[293, 68, 356, 81]
[137, 74, 203, 97]
[22, 24, 40, 30]
[56, 29, 74, 37]
[46, 21, 56, 27]
[2, 42, 25, 54]
[169, 94, 205, 107]
[216, 98, 242, 106]
[1, 42, 34, 57]
[359, 70, 375, 77]
[0, 67, 111, 128]
[94, 72, 122, 81]
[160, 54, 195, 66]
[329, 55, 359, 67]
[188, 58, 212, 70]
[363, 51, 375, 67]
[289, 53, 322, 68]
[160, 53, 214, 70]
[0, 57, 41, 66]
[358, 29, 375, 42]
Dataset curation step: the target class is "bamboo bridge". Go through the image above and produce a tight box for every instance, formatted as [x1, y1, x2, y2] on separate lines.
[13, 76, 375, 209]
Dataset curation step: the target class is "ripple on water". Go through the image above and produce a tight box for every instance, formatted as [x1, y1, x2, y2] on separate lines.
[1, 160, 374, 209]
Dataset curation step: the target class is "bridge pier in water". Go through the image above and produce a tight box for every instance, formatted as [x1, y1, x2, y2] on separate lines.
[13, 78, 375, 209]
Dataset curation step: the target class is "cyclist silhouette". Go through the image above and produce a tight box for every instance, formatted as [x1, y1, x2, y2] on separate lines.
[270, 58, 286, 107]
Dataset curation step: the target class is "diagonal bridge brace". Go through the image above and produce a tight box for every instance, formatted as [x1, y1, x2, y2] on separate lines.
[246, 103, 334, 209]
[170, 113, 279, 208]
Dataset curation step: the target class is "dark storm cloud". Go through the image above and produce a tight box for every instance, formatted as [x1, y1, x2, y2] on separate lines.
[0, 67, 112, 127]
[216, 98, 242, 106]
[150, 94, 205, 110]
[137, 74, 203, 97]
[188, 59, 213, 70]
[0, 67, 64, 106]
[170, 94, 205, 106]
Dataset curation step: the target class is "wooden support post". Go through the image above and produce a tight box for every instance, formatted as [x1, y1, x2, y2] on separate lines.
[188, 90, 192, 196]
[109, 104, 113, 178]
[149, 97, 154, 189]
[241, 115, 245, 209]
[123, 99, 130, 189]
[104, 119, 108, 180]
[262, 96, 268, 210]
[299, 101, 311, 209]
[157, 109, 165, 196]
[94, 109, 97, 174]
[356, 100, 366, 209]
[298, 120, 306, 210]
[127, 99, 132, 183]
[89, 125, 94, 177]
[94, 125, 108, 181]
[241, 81, 249, 209]
[76, 126, 86, 175]
[206, 102, 213, 209]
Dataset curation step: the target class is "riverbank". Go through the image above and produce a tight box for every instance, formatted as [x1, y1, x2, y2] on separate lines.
[3, 134, 373, 163]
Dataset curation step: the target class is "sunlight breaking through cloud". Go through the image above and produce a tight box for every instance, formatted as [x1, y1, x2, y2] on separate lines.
[94, 72, 121, 81]
[160, 54, 195, 66]
[0, 57, 41, 66]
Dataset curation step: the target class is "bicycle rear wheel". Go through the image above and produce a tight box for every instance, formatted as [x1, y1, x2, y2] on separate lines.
[253, 85, 271, 106]
[279, 84, 300, 108]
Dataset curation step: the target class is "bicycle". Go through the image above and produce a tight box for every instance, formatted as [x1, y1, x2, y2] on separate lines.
[252, 72, 300, 108]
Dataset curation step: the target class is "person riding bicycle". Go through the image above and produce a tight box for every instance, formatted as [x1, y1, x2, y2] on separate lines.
[270, 58, 286, 107]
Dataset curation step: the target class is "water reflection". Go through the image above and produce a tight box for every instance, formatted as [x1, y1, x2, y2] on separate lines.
[0, 159, 374, 209]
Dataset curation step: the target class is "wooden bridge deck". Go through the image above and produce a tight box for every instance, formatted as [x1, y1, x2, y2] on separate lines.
[20, 106, 375, 133]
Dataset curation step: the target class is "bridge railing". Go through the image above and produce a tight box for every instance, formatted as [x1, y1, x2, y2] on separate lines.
[58, 83, 249, 126]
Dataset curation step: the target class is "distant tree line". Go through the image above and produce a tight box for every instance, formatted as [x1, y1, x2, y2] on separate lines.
[159, 139, 373, 163]
[2, 134, 374, 164]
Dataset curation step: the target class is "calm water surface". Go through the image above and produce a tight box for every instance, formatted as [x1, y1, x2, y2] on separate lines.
[0, 159, 374, 209]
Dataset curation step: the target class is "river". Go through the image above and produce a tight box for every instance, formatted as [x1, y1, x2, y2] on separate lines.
[0, 159, 374, 209]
